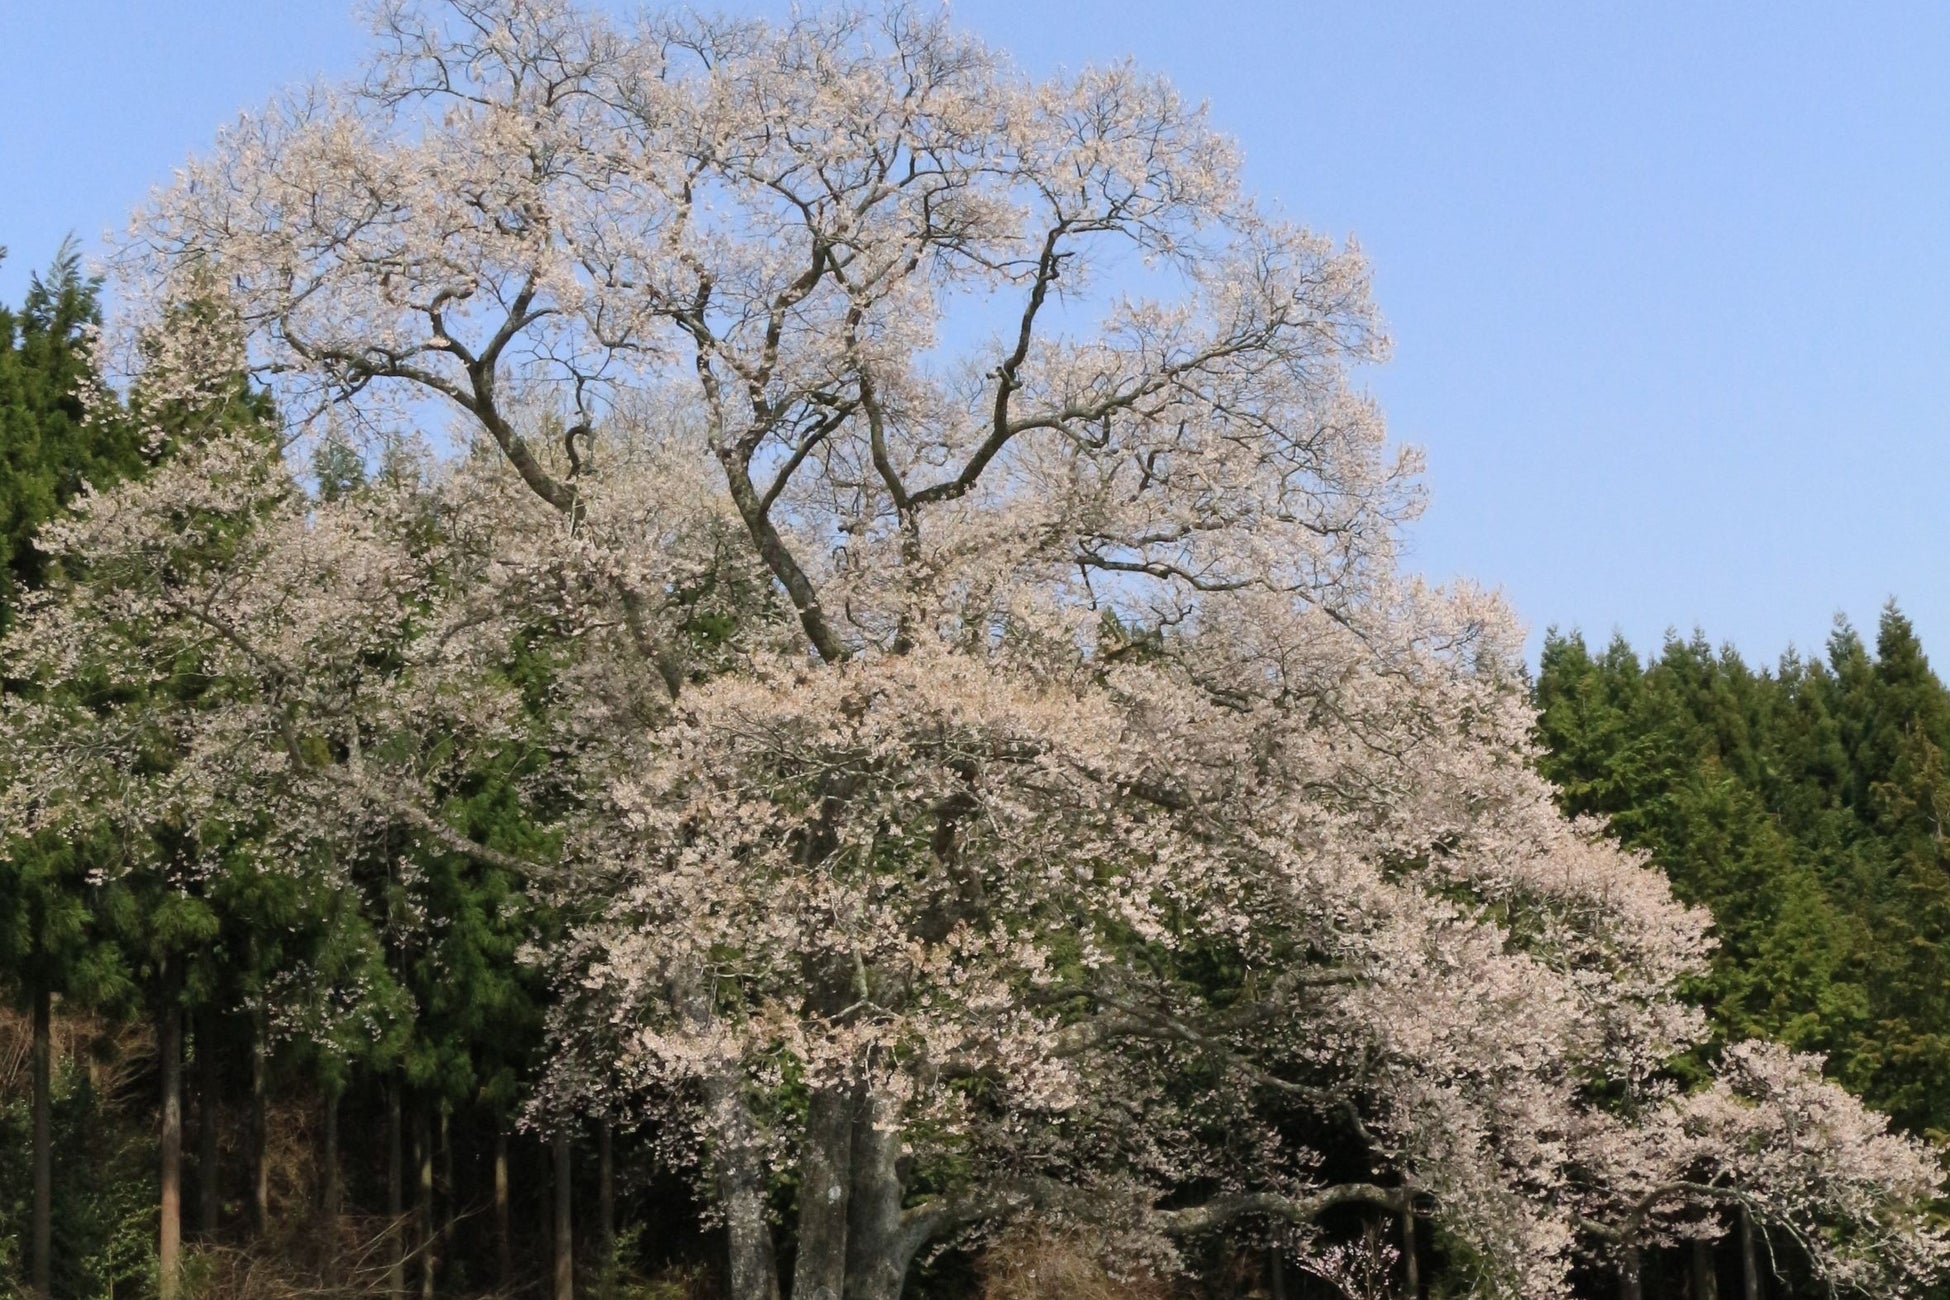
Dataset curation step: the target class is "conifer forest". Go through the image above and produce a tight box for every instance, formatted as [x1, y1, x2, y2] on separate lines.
[1, 3, 1945, 1298]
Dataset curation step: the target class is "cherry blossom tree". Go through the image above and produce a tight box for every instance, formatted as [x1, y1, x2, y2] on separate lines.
[6, 1, 1943, 1297]
[1572, 1040, 1947, 1299]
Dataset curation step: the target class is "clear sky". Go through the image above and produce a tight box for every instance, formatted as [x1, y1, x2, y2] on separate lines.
[4, 1, 1946, 666]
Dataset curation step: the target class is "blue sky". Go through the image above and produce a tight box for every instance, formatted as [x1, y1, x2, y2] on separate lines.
[4, 1, 1946, 666]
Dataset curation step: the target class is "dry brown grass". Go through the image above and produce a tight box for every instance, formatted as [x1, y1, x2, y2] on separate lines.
[179, 1211, 487, 1300]
[614, 1261, 720, 1300]
[0, 1001, 153, 1105]
[178, 1226, 399, 1300]
[978, 1229, 1176, 1300]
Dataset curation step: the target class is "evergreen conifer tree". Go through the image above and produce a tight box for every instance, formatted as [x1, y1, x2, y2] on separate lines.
[0, 243, 146, 1299]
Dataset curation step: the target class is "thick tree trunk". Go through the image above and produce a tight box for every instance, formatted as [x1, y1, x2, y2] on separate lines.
[160, 1002, 184, 1300]
[322, 1084, 342, 1280]
[1692, 1236, 1719, 1299]
[249, 1008, 269, 1236]
[198, 1009, 220, 1236]
[1739, 1204, 1762, 1300]
[681, 969, 778, 1300]
[598, 1119, 616, 1292]
[418, 1103, 437, 1300]
[495, 1126, 514, 1288]
[1618, 1243, 1643, 1300]
[387, 1080, 406, 1300]
[30, 982, 52, 1300]
[554, 1130, 575, 1300]
[842, 1087, 907, 1300]
[702, 1068, 780, 1300]
[792, 1085, 854, 1300]
[1399, 1203, 1419, 1299]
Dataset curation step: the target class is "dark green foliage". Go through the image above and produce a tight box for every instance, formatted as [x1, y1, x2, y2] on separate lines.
[0, 1022, 158, 1296]
[0, 241, 145, 638]
[400, 765, 555, 1110]
[1535, 606, 1950, 1138]
[309, 435, 367, 504]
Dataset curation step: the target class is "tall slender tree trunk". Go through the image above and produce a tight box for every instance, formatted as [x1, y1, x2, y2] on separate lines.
[1739, 1204, 1762, 1300]
[440, 1107, 456, 1278]
[793, 1086, 854, 1300]
[159, 1002, 184, 1300]
[494, 1125, 514, 1289]
[249, 1007, 269, 1236]
[1399, 1202, 1419, 1299]
[538, 1143, 554, 1291]
[1617, 1242, 1643, 1300]
[842, 1087, 907, 1300]
[387, 1079, 406, 1300]
[554, 1130, 575, 1300]
[1267, 1247, 1286, 1300]
[30, 982, 53, 1300]
[1692, 1236, 1719, 1299]
[418, 1103, 437, 1300]
[597, 1119, 616, 1295]
[197, 1009, 220, 1236]
[321, 1083, 342, 1281]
